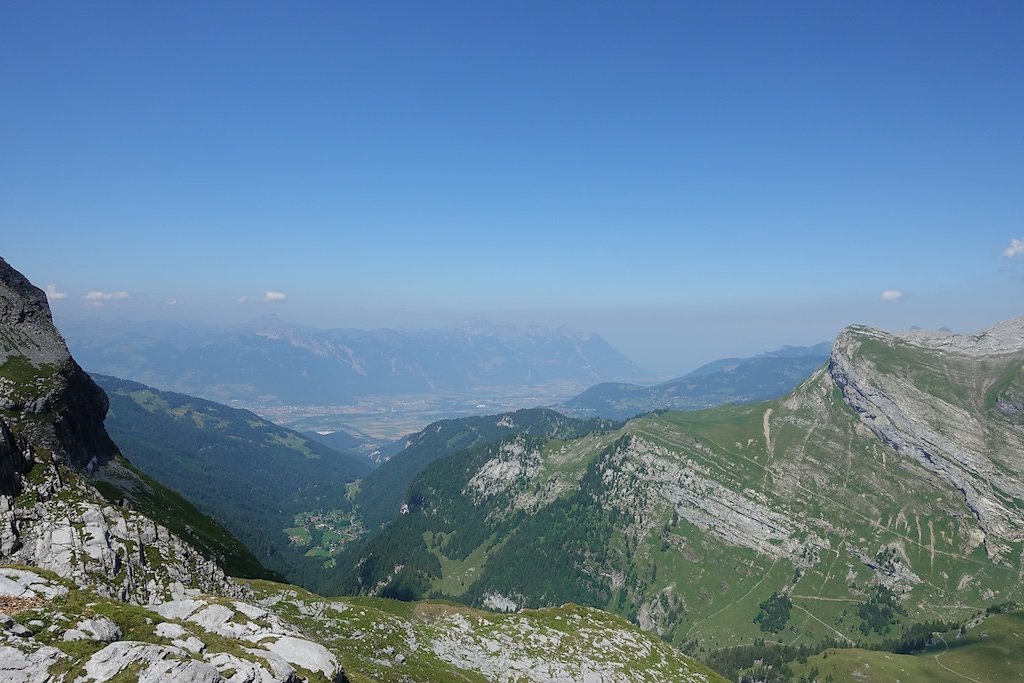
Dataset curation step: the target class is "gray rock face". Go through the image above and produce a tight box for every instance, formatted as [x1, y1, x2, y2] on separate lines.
[67, 617, 122, 643]
[595, 433, 828, 565]
[0, 570, 343, 683]
[76, 641, 222, 683]
[895, 318, 1024, 357]
[151, 597, 344, 681]
[830, 320, 1024, 560]
[0, 258, 117, 475]
[3, 460, 239, 605]
[0, 355, 116, 475]
[0, 259, 242, 604]
[0, 567, 69, 600]
[0, 257, 69, 368]
[0, 488, 22, 558]
[259, 635, 340, 679]
[206, 651, 300, 683]
[0, 637, 69, 683]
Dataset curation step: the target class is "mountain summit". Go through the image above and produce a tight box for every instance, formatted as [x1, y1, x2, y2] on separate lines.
[0, 257, 117, 474]
[831, 318, 1024, 560]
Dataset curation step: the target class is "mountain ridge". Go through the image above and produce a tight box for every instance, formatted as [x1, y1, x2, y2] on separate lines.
[59, 315, 645, 406]
[830, 318, 1024, 560]
[560, 342, 831, 420]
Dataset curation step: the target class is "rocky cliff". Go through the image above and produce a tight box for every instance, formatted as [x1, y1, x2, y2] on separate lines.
[0, 257, 235, 602]
[0, 258, 117, 475]
[830, 320, 1024, 561]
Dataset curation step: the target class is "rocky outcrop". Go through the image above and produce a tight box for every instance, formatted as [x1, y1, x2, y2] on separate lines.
[595, 434, 828, 564]
[894, 318, 1024, 357]
[9, 476, 240, 605]
[429, 607, 715, 683]
[0, 259, 68, 368]
[2, 421, 240, 605]
[150, 598, 344, 681]
[0, 637, 69, 683]
[0, 257, 241, 603]
[0, 568, 346, 683]
[0, 257, 117, 474]
[830, 321, 1024, 560]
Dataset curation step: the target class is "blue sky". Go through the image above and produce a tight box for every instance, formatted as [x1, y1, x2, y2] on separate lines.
[2, 2, 1022, 374]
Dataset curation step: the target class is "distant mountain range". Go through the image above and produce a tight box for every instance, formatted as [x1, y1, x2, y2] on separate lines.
[559, 342, 831, 419]
[60, 315, 644, 405]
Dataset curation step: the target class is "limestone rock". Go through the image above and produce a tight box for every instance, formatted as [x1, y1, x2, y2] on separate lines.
[830, 320, 1024, 560]
[0, 570, 325, 683]
[257, 635, 340, 680]
[155, 622, 188, 639]
[8, 484, 240, 605]
[75, 641, 220, 683]
[71, 616, 122, 642]
[0, 567, 68, 601]
[0, 636, 69, 683]
[150, 597, 345, 682]
[0, 258, 72, 368]
[206, 651, 299, 683]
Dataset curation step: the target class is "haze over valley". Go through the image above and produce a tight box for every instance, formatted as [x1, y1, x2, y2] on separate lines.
[3, 3, 1023, 682]
[59, 313, 839, 442]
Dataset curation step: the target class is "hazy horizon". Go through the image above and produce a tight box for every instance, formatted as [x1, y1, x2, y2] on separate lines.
[5, 3, 1022, 375]
[49, 302, 1009, 380]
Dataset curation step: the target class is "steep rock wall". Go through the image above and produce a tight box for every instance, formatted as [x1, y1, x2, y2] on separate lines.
[829, 321, 1024, 560]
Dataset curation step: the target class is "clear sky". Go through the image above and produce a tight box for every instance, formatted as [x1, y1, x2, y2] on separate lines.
[2, 2, 1022, 374]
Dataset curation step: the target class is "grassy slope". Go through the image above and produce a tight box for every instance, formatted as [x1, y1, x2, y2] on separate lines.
[3, 565, 730, 683]
[243, 579, 731, 683]
[627, 361, 1021, 649]
[628, 333, 1024, 649]
[791, 610, 1024, 682]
